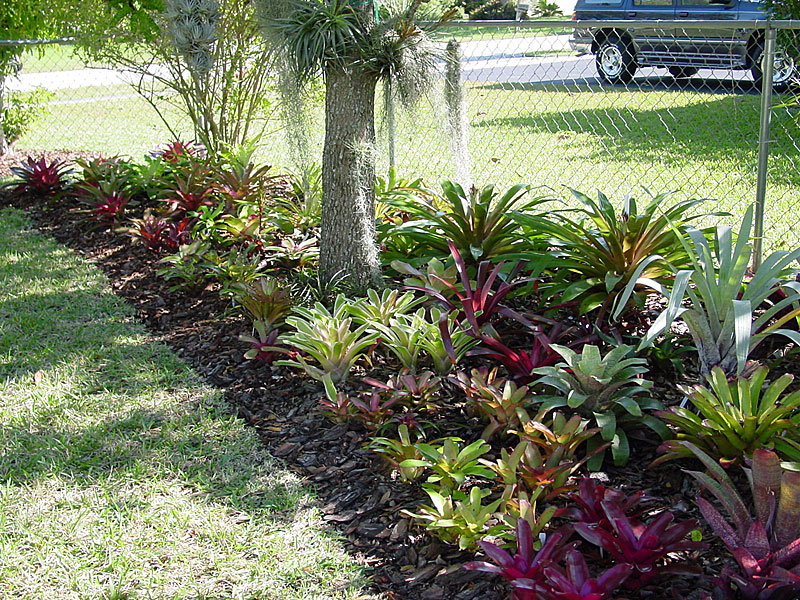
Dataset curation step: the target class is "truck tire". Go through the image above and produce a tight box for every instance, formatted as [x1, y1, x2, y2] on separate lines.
[596, 35, 637, 84]
[750, 41, 796, 92]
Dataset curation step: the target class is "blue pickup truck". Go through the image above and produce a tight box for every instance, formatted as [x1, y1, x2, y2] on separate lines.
[569, 0, 795, 89]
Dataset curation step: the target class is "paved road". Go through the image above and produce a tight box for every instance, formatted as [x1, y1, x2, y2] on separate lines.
[7, 34, 762, 96]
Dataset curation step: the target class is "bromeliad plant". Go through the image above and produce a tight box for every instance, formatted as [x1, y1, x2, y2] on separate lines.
[276, 295, 379, 383]
[363, 369, 441, 410]
[682, 442, 800, 599]
[511, 189, 705, 320]
[391, 256, 460, 299]
[240, 321, 283, 364]
[401, 437, 493, 493]
[369, 424, 425, 482]
[157, 240, 213, 294]
[419, 307, 481, 375]
[6, 156, 73, 201]
[232, 277, 294, 331]
[449, 367, 535, 440]
[533, 344, 667, 468]
[653, 366, 800, 467]
[380, 180, 549, 265]
[513, 411, 599, 463]
[406, 486, 504, 550]
[345, 287, 421, 327]
[407, 241, 528, 331]
[470, 321, 591, 384]
[639, 205, 800, 376]
[570, 493, 706, 589]
[464, 519, 575, 600]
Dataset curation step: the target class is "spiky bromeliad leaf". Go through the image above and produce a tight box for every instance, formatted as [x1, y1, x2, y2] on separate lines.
[270, 0, 364, 82]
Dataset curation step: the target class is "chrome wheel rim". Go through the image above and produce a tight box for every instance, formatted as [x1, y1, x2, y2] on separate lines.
[599, 45, 623, 78]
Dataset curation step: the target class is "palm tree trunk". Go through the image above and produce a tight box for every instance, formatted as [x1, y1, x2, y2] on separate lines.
[320, 63, 381, 291]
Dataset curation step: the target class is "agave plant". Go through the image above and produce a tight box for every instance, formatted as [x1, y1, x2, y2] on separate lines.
[533, 344, 667, 468]
[381, 180, 549, 264]
[681, 442, 800, 599]
[276, 295, 378, 383]
[639, 205, 800, 376]
[653, 366, 800, 467]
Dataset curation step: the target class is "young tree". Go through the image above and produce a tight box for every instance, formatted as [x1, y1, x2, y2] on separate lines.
[260, 0, 454, 290]
[83, 0, 279, 155]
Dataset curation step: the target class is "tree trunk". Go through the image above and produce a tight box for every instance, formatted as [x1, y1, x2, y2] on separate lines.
[320, 63, 381, 291]
[0, 76, 9, 156]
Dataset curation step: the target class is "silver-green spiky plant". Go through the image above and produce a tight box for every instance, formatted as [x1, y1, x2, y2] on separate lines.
[164, 0, 220, 75]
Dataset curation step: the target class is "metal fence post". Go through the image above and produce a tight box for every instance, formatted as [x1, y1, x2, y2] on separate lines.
[754, 23, 776, 272]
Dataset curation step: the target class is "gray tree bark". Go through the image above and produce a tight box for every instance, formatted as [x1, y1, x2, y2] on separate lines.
[320, 63, 382, 291]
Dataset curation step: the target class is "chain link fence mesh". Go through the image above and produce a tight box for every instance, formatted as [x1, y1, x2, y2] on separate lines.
[2, 21, 799, 253]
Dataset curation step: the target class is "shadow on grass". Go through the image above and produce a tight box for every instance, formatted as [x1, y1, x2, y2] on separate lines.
[0, 209, 301, 516]
[470, 80, 800, 185]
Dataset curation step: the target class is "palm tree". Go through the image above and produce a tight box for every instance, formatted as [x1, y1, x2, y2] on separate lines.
[259, 0, 454, 290]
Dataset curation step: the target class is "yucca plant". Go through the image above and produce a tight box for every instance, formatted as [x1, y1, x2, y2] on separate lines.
[682, 442, 800, 599]
[533, 344, 667, 468]
[381, 180, 549, 264]
[276, 295, 378, 383]
[511, 189, 705, 319]
[653, 366, 800, 467]
[639, 205, 800, 376]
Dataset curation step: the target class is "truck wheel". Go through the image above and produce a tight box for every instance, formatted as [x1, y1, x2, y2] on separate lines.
[669, 66, 698, 79]
[596, 35, 636, 84]
[751, 42, 796, 92]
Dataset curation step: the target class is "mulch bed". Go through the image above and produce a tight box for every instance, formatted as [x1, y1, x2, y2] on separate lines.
[2, 150, 726, 600]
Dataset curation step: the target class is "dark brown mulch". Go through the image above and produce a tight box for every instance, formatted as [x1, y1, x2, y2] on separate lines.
[1, 186, 724, 600]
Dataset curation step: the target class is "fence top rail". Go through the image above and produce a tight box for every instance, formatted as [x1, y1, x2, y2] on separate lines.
[0, 37, 77, 46]
[426, 18, 800, 30]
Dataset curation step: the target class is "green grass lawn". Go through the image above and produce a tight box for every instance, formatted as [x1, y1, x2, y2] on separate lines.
[0, 208, 371, 600]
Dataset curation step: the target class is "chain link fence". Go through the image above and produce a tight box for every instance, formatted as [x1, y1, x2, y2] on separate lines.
[2, 20, 799, 255]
